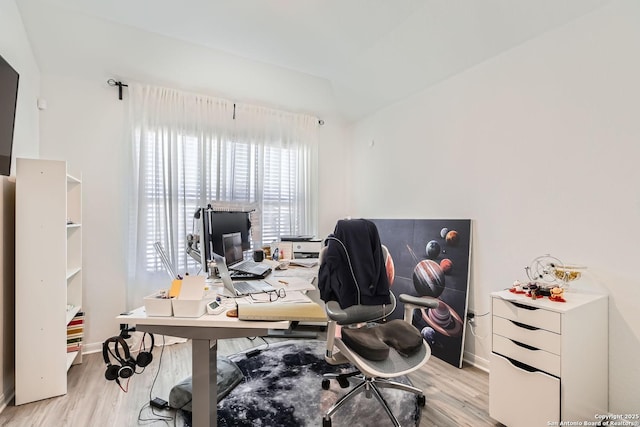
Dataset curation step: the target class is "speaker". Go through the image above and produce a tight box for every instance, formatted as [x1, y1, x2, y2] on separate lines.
[135, 333, 155, 368]
[102, 336, 136, 381]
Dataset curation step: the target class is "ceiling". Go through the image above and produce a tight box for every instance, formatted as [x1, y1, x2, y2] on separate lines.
[17, 0, 610, 121]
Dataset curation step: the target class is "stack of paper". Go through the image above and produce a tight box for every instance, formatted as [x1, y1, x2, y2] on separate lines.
[236, 292, 326, 321]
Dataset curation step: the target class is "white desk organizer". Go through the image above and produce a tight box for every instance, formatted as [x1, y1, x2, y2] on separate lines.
[143, 291, 173, 317]
[171, 276, 211, 317]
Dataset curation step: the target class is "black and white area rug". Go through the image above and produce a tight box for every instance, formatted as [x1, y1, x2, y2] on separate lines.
[182, 339, 421, 426]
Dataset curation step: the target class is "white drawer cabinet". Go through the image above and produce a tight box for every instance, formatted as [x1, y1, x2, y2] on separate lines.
[490, 290, 608, 426]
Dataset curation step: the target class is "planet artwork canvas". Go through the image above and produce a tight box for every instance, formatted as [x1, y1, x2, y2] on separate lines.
[370, 218, 472, 368]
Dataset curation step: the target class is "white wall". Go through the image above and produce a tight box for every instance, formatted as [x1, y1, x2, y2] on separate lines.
[351, 0, 639, 412]
[0, 0, 40, 410]
[38, 75, 128, 354]
[317, 120, 353, 236]
[29, 6, 352, 350]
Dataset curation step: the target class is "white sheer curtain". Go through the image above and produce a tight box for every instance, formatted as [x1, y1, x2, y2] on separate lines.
[126, 83, 319, 308]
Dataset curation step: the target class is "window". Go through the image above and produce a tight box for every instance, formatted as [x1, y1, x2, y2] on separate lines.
[127, 84, 318, 304]
[137, 131, 311, 275]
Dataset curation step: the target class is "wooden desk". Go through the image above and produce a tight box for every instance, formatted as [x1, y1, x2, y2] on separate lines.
[117, 307, 292, 427]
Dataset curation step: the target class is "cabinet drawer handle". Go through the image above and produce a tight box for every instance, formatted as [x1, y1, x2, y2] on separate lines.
[510, 339, 539, 351]
[495, 353, 559, 379]
[511, 320, 539, 331]
[511, 301, 539, 311]
[503, 355, 539, 373]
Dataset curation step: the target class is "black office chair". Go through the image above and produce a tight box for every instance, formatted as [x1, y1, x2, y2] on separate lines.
[318, 219, 439, 427]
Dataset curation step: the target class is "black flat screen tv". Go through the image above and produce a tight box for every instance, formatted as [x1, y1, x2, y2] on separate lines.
[0, 53, 19, 176]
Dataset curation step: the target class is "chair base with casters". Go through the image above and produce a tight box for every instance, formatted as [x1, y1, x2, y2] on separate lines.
[321, 293, 439, 427]
[321, 375, 426, 427]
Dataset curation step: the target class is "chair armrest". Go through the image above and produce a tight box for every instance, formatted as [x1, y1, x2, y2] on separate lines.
[398, 294, 439, 323]
[324, 301, 348, 323]
[398, 294, 439, 309]
[325, 299, 395, 325]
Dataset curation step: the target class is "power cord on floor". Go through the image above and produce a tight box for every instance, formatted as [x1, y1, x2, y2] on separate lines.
[137, 335, 174, 425]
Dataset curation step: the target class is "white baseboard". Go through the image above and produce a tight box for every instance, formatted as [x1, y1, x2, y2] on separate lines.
[463, 351, 490, 372]
[82, 341, 103, 355]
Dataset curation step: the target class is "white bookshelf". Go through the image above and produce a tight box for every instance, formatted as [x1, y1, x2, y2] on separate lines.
[15, 158, 83, 405]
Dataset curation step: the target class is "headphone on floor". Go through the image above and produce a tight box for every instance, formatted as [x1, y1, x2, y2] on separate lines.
[102, 333, 155, 382]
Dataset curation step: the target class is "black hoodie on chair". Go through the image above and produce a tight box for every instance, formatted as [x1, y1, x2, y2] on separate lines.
[318, 219, 392, 309]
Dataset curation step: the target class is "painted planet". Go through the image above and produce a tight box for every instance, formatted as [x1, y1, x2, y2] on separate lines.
[440, 228, 449, 239]
[440, 258, 453, 274]
[426, 240, 441, 259]
[421, 300, 463, 337]
[385, 252, 395, 286]
[445, 230, 459, 246]
[421, 327, 436, 346]
[412, 259, 446, 297]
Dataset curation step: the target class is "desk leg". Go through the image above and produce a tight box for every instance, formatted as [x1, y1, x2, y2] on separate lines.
[192, 338, 217, 427]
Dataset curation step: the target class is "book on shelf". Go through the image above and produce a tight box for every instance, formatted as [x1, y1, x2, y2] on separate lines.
[66, 328, 83, 335]
[66, 312, 84, 350]
[69, 311, 85, 320]
[66, 340, 82, 353]
[67, 344, 81, 353]
[68, 318, 83, 327]
[67, 312, 84, 326]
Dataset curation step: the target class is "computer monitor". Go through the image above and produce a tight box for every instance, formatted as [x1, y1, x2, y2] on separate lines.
[195, 205, 251, 275]
[209, 210, 251, 253]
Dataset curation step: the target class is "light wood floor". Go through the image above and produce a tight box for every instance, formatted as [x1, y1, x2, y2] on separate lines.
[0, 333, 498, 427]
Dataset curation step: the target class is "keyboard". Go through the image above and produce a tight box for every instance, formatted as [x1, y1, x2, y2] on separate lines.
[229, 270, 263, 280]
[233, 281, 258, 294]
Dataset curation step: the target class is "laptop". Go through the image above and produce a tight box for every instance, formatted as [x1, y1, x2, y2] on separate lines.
[212, 252, 275, 296]
[222, 232, 272, 278]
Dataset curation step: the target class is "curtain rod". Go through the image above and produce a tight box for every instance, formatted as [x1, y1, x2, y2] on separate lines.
[106, 78, 324, 125]
[107, 79, 128, 100]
